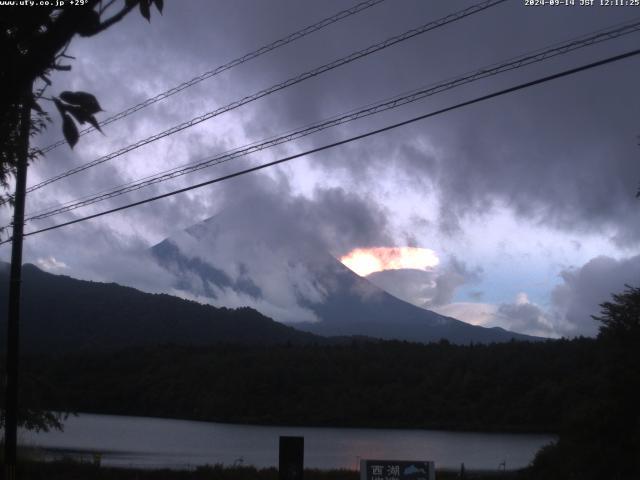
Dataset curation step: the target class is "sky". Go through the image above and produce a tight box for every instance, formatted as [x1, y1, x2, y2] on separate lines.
[2, 0, 640, 338]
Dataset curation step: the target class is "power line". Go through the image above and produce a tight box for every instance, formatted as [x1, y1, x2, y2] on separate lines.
[3, 47, 637, 246]
[38, 0, 389, 154]
[28, 0, 505, 193]
[22, 18, 640, 222]
[21, 0, 506, 197]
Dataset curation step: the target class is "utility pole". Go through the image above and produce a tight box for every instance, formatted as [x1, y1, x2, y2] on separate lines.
[4, 83, 32, 480]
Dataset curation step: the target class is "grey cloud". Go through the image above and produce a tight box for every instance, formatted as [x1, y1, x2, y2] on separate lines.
[191, 172, 393, 259]
[366, 256, 482, 308]
[431, 255, 640, 338]
[366, 269, 436, 307]
[431, 94, 640, 244]
[302, 186, 392, 255]
[31, 5, 640, 197]
[495, 255, 640, 338]
[432, 256, 483, 306]
[21, 220, 175, 294]
[237, 0, 640, 245]
[175, 172, 388, 252]
[149, 173, 393, 320]
[3, 0, 638, 333]
[27, 0, 640, 250]
[551, 254, 640, 337]
[468, 290, 484, 301]
[35, 256, 68, 272]
[496, 298, 556, 338]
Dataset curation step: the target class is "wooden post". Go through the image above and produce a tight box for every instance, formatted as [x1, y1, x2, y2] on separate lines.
[3, 83, 32, 480]
[279, 436, 304, 480]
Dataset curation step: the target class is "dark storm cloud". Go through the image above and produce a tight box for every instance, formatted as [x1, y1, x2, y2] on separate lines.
[209, 172, 393, 257]
[156, 172, 393, 322]
[232, 0, 640, 245]
[17, 0, 391, 237]
[410, 68, 640, 244]
[28, 0, 639, 241]
[20, 1, 640, 237]
[2, 0, 638, 334]
[17, 164, 394, 296]
[301, 186, 393, 255]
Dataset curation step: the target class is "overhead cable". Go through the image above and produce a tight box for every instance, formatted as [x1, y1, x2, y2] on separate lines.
[38, 0, 389, 154]
[2, 47, 637, 245]
[21, 0, 506, 197]
[23, 19, 640, 222]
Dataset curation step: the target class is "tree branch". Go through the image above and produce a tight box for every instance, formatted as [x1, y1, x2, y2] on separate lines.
[99, 0, 118, 15]
[17, 1, 102, 87]
[91, 2, 137, 36]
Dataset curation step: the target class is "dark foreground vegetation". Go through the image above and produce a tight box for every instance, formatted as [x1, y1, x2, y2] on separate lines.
[13, 459, 521, 480]
[2, 287, 639, 479]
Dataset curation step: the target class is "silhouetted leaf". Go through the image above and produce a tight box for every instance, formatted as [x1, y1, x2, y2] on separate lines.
[140, 0, 151, 21]
[154, 0, 163, 14]
[62, 114, 79, 149]
[125, 0, 138, 7]
[64, 104, 103, 133]
[86, 115, 103, 134]
[66, 105, 90, 125]
[59, 91, 102, 114]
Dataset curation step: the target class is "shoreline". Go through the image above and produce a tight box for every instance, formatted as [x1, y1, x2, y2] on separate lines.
[14, 413, 551, 474]
[39, 410, 559, 436]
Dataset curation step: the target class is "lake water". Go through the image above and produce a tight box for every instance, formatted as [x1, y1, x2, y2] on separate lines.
[19, 414, 555, 471]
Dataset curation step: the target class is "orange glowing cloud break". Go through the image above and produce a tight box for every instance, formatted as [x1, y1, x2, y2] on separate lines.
[340, 247, 439, 277]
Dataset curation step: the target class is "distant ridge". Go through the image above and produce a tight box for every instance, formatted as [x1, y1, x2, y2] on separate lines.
[0, 262, 324, 353]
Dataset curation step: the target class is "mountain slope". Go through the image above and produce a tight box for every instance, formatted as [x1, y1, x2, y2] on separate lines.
[0, 262, 324, 353]
[151, 215, 539, 344]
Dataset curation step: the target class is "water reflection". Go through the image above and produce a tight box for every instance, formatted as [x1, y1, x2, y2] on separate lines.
[20, 414, 555, 471]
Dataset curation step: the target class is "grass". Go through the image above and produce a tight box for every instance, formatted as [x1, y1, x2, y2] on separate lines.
[12, 459, 528, 480]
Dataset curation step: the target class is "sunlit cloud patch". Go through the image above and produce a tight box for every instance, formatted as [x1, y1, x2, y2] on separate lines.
[339, 247, 439, 277]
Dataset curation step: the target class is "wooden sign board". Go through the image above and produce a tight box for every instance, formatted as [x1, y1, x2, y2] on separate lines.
[360, 460, 435, 480]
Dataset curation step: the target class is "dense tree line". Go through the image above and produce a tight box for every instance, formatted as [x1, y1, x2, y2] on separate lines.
[528, 286, 640, 479]
[17, 338, 601, 434]
[0, 264, 323, 355]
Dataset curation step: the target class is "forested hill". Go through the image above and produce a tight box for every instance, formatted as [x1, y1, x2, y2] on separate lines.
[20, 338, 600, 434]
[0, 263, 323, 353]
